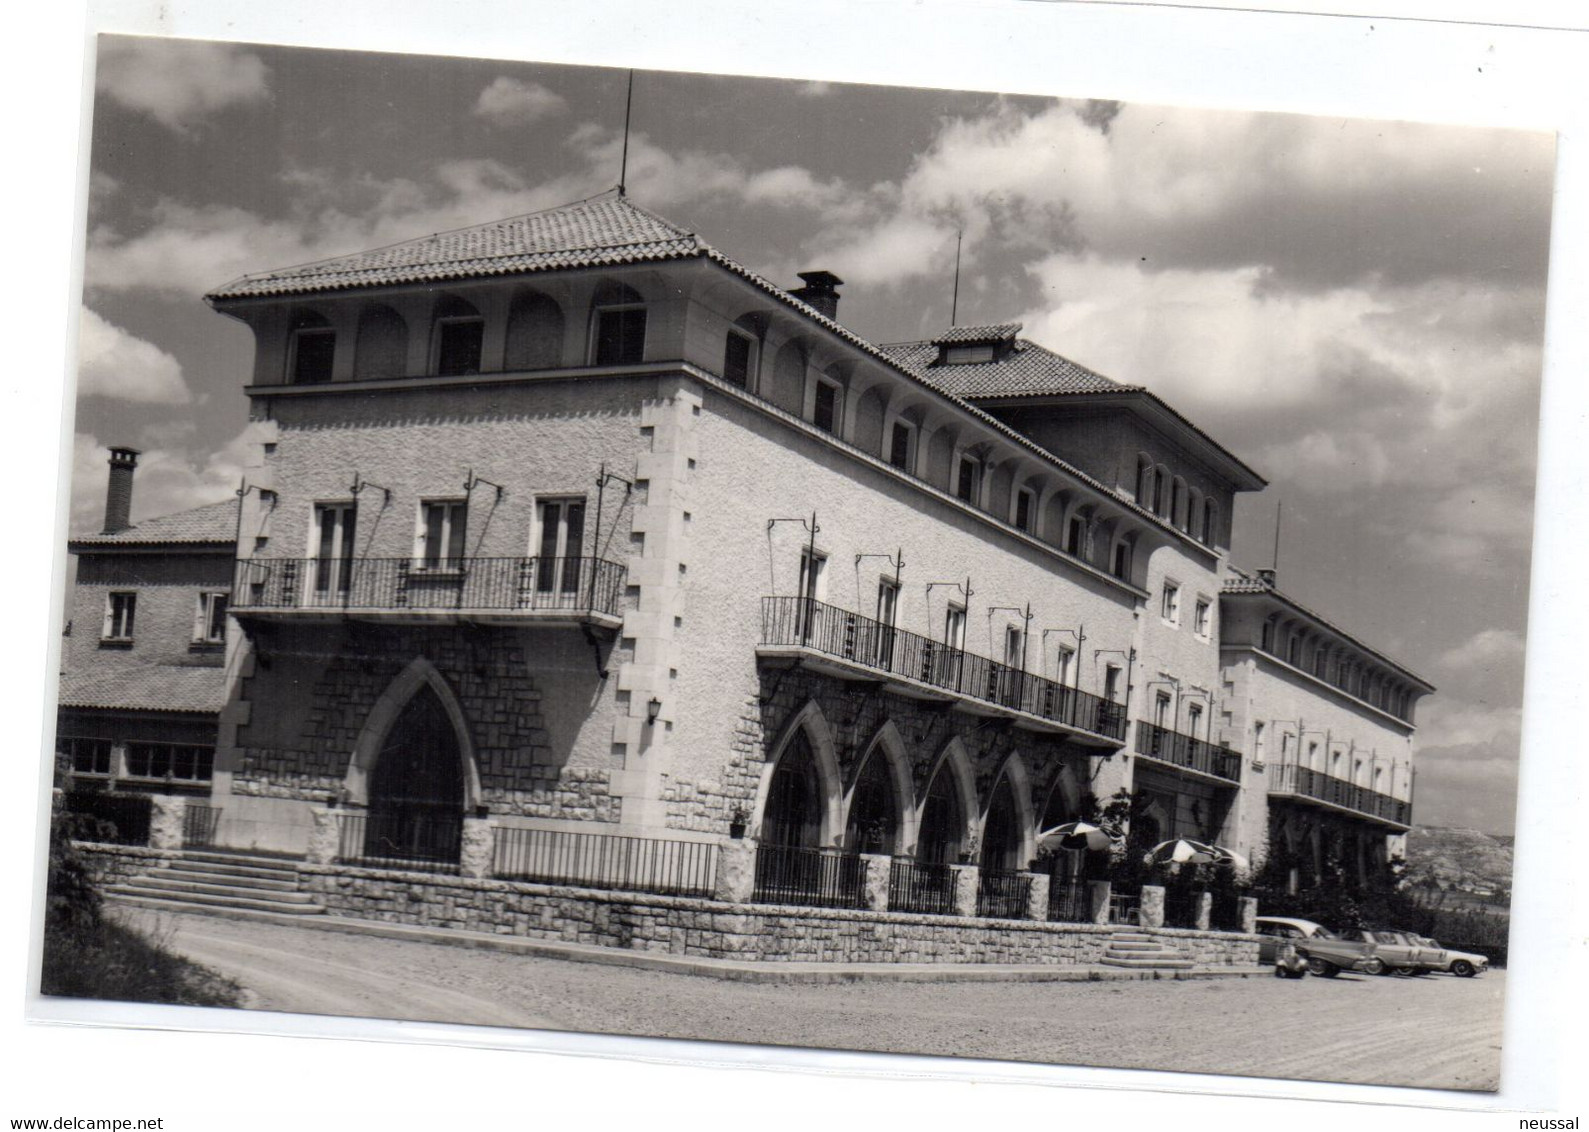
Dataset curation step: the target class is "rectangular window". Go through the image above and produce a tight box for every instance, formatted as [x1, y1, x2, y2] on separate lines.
[955, 457, 980, 504]
[1111, 542, 1131, 581]
[1187, 703, 1204, 739]
[1014, 488, 1035, 533]
[1307, 740, 1320, 769]
[874, 578, 899, 626]
[418, 500, 468, 570]
[534, 498, 587, 597]
[1194, 599, 1211, 637]
[1161, 582, 1180, 624]
[944, 344, 994, 364]
[313, 502, 357, 594]
[798, 549, 827, 604]
[1104, 664, 1122, 702]
[125, 742, 214, 783]
[723, 330, 754, 388]
[1004, 625, 1024, 668]
[1254, 721, 1267, 763]
[812, 379, 840, 434]
[290, 328, 335, 384]
[888, 421, 913, 471]
[1055, 646, 1074, 686]
[194, 592, 228, 644]
[435, 317, 484, 376]
[594, 306, 647, 366]
[102, 592, 136, 640]
[1065, 515, 1086, 556]
[1154, 692, 1172, 728]
[944, 604, 966, 650]
[60, 736, 113, 776]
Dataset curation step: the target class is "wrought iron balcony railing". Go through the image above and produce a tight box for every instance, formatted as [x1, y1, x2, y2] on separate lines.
[760, 595, 1128, 743]
[1135, 720, 1243, 782]
[233, 556, 626, 619]
[1267, 762, 1412, 827]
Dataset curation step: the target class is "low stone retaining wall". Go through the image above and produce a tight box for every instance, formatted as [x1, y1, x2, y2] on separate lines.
[301, 864, 1261, 967]
[76, 842, 180, 885]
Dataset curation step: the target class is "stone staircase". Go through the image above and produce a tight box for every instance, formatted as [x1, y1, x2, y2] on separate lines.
[1099, 930, 1193, 970]
[105, 850, 326, 918]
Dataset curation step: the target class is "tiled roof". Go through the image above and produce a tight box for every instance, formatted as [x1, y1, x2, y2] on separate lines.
[932, 323, 1022, 345]
[880, 338, 1131, 399]
[58, 666, 228, 714]
[71, 499, 237, 548]
[207, 195, 705, 300]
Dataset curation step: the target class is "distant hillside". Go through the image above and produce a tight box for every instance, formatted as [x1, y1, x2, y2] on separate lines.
[1403, 826, 1514, 905]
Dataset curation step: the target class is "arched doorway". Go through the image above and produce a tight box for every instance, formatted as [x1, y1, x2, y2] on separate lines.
[845, 751, 899, 855]
[365, 686, 465, 865]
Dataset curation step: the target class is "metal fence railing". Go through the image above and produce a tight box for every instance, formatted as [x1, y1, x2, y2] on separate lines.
[182, 803, 222, 849]
[976, 869, 1033, 919]
[1109, 890, 1141, 925]
[63, 790, 152, 846]
[1136, 721, 1243, 782]
[761, 596, 1128, 743]
[492, 826, 717, 897]
[1267, 763, 1412, 826]
[752, 844, 866, 909]
[333, 809, 462, 874]
[233, 556, 627, 619]
[888, 857, 957, 915]
[1046, 878, 1091, 923]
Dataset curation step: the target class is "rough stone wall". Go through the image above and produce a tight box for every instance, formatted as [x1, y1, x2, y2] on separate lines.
[300, 863, 1260, 966]
[74, 842, 179, 884]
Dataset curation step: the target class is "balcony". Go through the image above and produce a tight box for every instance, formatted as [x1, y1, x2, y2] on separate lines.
[232, 556, 626, 628]
[1135, 720, 1242, 783]
[1267, 763, 1412, 830]
[758, 596, 1128, 746]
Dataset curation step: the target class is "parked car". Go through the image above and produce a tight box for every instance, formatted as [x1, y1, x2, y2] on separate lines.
[1254, 916, 1381, 977]
[1253, 918, 1309, 978]
[1336, 927, 1436, 975]
[1412, 936, 1489, 977]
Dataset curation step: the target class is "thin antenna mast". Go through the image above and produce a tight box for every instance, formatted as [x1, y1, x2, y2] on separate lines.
[950, 229, 963, 326]
[618, 70, 635, 196]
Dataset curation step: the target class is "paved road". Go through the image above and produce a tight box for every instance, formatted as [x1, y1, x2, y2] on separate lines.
[127, 909, 1504, 1091]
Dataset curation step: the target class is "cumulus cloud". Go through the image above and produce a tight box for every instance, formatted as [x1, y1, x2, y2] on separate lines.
[473, 77, 567, 126]
[96, 38, 269, 132]
[76, 307, 189, 403]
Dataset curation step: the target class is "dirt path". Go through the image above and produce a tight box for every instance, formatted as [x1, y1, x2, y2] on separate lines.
[126, 909, 1504, 1091]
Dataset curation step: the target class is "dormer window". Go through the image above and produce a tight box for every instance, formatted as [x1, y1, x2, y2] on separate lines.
[931, 323, 1021, 367]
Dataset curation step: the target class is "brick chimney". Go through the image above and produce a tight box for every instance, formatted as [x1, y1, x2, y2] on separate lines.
[102, 446, 141, 534]
[790, 270, 843, 322]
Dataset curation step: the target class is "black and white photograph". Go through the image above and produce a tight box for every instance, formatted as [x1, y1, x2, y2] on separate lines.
[14, 3, 1586, 1126]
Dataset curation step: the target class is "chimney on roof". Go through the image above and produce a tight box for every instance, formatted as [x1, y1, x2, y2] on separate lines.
[102, 447, 140, 534]
[790, 270, 843, 322]
[1256, 568, 1276, 588]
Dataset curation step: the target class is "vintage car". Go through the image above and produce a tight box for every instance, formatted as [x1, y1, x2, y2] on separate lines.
[1253, 918, 1309, 978]
[1254, 916, 1382, 977]
[1336, 927, 1439, 975]
[1413, 936, 1490, 977]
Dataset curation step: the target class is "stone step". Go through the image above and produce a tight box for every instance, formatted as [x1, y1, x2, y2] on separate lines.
[158, 867, 301, 892]
[168, 858, 301, 883]
[106, 892, 327, 918]
[1107, 940, 1167, 952]
[124, 876, 317, 904]
[1108, 932, 1155, 942]
[105, 885, 325, 915]
[1100, 956, 1195, 969]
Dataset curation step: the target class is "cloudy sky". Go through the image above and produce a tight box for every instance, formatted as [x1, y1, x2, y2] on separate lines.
[75, 35, 1553, 835]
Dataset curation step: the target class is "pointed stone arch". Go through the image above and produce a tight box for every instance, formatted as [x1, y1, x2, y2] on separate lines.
[913, 735, 978, 857]
[343, 656, 482, 810]
[981, 751, 1037, 868]
[1036, 761, 1084, 831]
[841, 720, 918, 854]
[751, 699, 844, 847]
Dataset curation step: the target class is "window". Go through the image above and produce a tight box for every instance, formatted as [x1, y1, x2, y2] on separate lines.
[1065, 514, 1086, 556]
[1280, 731, 1292, 759]
[955, 456, 980, 504]
[1111, 541, 1131, 581]
[60, 736, 112, 776]
[943, 344, 994, 364]
[313, 502, 357, 595]
[1254, 721, 1267, 763]
[1202, 499, 1218, 545]
[1187, 702, 1204, 739]
[1136, 456, 1154, 506]
[102, 592, 135, 640]
[944, 604, 966, 651]
[594, 305, 647, 365]
[125, 742, 214, 783]
[194, 592, 228, 644]
[535, 498, 587, 596]
[1154, 692, 1172, 728]
[1194, 599, 1211, 637]
[812, 378, 840, 434]
[290, 327, 336, 384]
[434, 316, 484, 376]
[1055, 646, 1074, 686]
[1160, 582, 1180, 624]
[887, 421, 914, 471]
[723, 329, 756, 388]
[875, 578, 899, 626]
[417, 500, 468, 570]
[1104, 664, 1122, 703]
[1014, 488, 1035, 533]
[798, 548, 827, 604]
[1288, 634, 1302, 666]
[1004, 625, 1024, 669]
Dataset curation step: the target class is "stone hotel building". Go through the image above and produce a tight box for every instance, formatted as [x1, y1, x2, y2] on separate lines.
[53, 193, 1433, 957]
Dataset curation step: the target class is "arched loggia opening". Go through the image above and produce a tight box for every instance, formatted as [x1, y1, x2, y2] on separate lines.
[845, 750, 900, 855]
[364, 685, 466, 866]
[977, 773, 1029, 917]
[761, 730, 822, 850]
[1037, 772, 1088, 919]
[752, 726, 863, 908]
